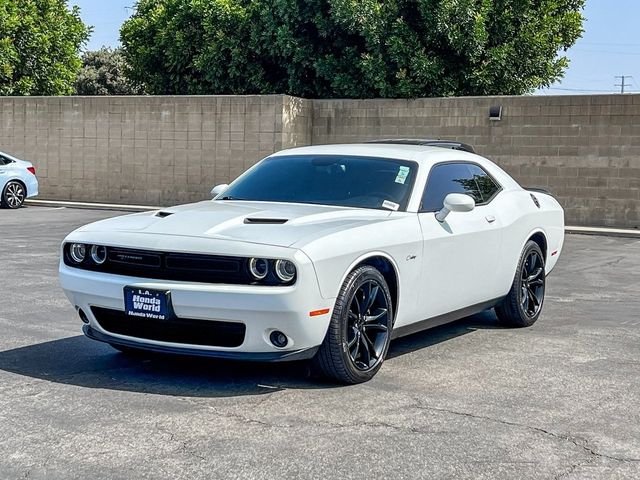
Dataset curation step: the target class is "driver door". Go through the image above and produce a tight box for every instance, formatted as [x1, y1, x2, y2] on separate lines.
[416, 162, 504, 321]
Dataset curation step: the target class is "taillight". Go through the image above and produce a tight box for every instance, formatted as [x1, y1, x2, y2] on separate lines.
[27, 166, 36, 175]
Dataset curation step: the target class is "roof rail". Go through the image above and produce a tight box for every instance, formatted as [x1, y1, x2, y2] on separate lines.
[367, 139, 476, 154]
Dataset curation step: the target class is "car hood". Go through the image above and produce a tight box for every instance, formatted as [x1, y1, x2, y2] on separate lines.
[76, 200, 394, 248]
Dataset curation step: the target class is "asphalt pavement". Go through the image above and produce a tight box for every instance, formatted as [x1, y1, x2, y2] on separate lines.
[0, 206, 639, 479]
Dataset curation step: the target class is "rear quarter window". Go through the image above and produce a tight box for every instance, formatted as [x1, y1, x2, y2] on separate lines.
[420, 162, 502, 212]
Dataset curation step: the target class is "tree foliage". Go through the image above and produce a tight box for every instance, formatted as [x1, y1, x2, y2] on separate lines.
[0, 0, 90, 95]
[121, 0, 585, 98]
[75, 47, 143, 95]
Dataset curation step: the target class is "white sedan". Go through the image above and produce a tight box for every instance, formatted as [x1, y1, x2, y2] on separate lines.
[59, 141, 564, 384]
[0, 152, 39, 209]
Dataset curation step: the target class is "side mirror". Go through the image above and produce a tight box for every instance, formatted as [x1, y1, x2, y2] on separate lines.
[435, 193, 475, 222]
[210, 184, 229, 199]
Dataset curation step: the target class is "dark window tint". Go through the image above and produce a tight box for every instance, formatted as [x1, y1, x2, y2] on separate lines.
[0, 155, 15, 166]
[466, 164, 500, 203]
[421, 163, 500, 212]
[219, 155, 417, 211]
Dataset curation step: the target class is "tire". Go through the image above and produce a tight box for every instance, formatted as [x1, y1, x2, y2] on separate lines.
[1, 181, 26, 209]
[495, 240, 546, 328]
[313, 265, 393, 384]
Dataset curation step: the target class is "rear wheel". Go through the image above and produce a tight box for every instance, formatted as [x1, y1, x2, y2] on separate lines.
[1, 181, 26, 209]
[314, 266, 393, 384]
[495, 240, 546, 327]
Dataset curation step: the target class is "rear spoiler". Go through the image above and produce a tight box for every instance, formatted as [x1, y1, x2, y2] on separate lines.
[525, 187, 553, 196]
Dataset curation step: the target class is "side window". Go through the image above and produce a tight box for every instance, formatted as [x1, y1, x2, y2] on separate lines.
[420, 162, 500, 212]
[0, 156, 7, 166]
[466, 164, 500, 203]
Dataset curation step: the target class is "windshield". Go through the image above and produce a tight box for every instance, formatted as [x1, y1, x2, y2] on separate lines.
[218, 155, 417, 211]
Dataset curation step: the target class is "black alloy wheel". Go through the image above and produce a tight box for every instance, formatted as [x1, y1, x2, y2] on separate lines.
[495, 240, 546, 328]
[314, 265, 393, 384]
[520, 250, 545, 318]
[346, 279, 391, 371]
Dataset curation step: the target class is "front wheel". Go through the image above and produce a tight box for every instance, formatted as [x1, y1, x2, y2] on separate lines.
[313, 265, 393, 384]
[1, 181, 26, 209]
[495, 240, 546, 327]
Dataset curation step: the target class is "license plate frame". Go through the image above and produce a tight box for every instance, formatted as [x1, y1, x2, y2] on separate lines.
[124, 287, 173, 320]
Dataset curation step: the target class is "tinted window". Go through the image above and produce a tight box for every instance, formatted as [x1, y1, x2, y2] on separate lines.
[421, 163, 500, 212]
[0, 155, 15, 166]
[219, 155, 417, 211]
[466, 164, 500, 203]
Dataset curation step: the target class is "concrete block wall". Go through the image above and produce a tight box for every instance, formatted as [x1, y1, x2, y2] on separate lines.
[0, 95, 295, 205]
[0, 93, 638, 228]
[313, 95, 640, 228]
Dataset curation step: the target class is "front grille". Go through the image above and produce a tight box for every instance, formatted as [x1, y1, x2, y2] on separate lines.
[63, 245, 296, 286]
[66, 246, 253, 284]
[91, 307, 246, 348]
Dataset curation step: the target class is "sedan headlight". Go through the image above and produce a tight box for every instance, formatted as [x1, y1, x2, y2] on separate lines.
[275, 259, 296, 283]
[69, 243, 87, 263]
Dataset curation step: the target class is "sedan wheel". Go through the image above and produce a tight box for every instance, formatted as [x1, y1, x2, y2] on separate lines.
[495, 240, 546, 327]
[2, 181, 26, 209]
[314, 265, 393, 384]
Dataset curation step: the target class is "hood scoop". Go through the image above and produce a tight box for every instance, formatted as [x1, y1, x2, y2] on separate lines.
[155, 211, 175, 218]
[243, 217, 288, 225]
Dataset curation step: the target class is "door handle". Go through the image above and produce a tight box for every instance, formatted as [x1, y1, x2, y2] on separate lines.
[485, 215, 496, 224]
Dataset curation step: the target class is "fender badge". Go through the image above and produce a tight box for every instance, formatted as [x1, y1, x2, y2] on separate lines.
[406, 255, 417, 261]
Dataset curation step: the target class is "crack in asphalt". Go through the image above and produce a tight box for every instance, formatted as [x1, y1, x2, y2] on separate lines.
[412, 402, 640, 464]
[552, 456, 597, 480]
[154, 421, 206, 462]
[180, 392, 640, 469]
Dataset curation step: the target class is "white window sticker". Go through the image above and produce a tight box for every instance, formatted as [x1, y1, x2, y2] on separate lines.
[382, 200, 400, 211]
[395, 166, 410, 184]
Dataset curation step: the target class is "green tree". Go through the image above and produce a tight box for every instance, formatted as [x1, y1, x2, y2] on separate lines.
[121, 0, 585, 98]
[75, 47, 143, 95]
[0, 0, 90, 96]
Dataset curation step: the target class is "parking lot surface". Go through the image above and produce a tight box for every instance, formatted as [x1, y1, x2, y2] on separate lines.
[0, 206, 639, 480]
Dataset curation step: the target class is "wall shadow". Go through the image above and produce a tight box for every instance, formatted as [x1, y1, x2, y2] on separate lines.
[0, 310, 502, 397]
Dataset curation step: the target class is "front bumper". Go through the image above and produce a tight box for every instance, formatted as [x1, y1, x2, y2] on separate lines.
[83, 325, 319, 361]
[60, 256, 334, 361]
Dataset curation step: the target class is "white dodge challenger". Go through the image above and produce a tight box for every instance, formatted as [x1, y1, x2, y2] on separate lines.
[59, 140, 564, 384]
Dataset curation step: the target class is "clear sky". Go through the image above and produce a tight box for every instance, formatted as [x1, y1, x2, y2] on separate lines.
[70, 0, 640, 95]
[69, 0, 133, 51]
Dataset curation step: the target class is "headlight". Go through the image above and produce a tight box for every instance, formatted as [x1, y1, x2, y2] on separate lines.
[275, 259, 296, 283]
[90, 245, 107, 265]
[248, 258, 269, 280]
[69, 243, 87, 263]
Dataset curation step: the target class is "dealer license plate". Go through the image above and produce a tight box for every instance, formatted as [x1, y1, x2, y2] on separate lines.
[124, 287, 171, 320]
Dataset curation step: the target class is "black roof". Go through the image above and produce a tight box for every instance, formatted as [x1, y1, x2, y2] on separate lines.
[367, 139, 475, 154]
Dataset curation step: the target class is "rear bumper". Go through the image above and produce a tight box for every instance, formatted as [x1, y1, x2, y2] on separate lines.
[25, 175, 38, 198]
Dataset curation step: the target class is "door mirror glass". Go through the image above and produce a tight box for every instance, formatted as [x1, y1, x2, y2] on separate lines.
[210, 184, 229, 199]
[435, 193, 475, 222]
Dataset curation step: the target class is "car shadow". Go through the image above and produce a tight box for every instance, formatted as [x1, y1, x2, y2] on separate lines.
[387, 309, 502, 359]
[0, 311, 502, 397]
